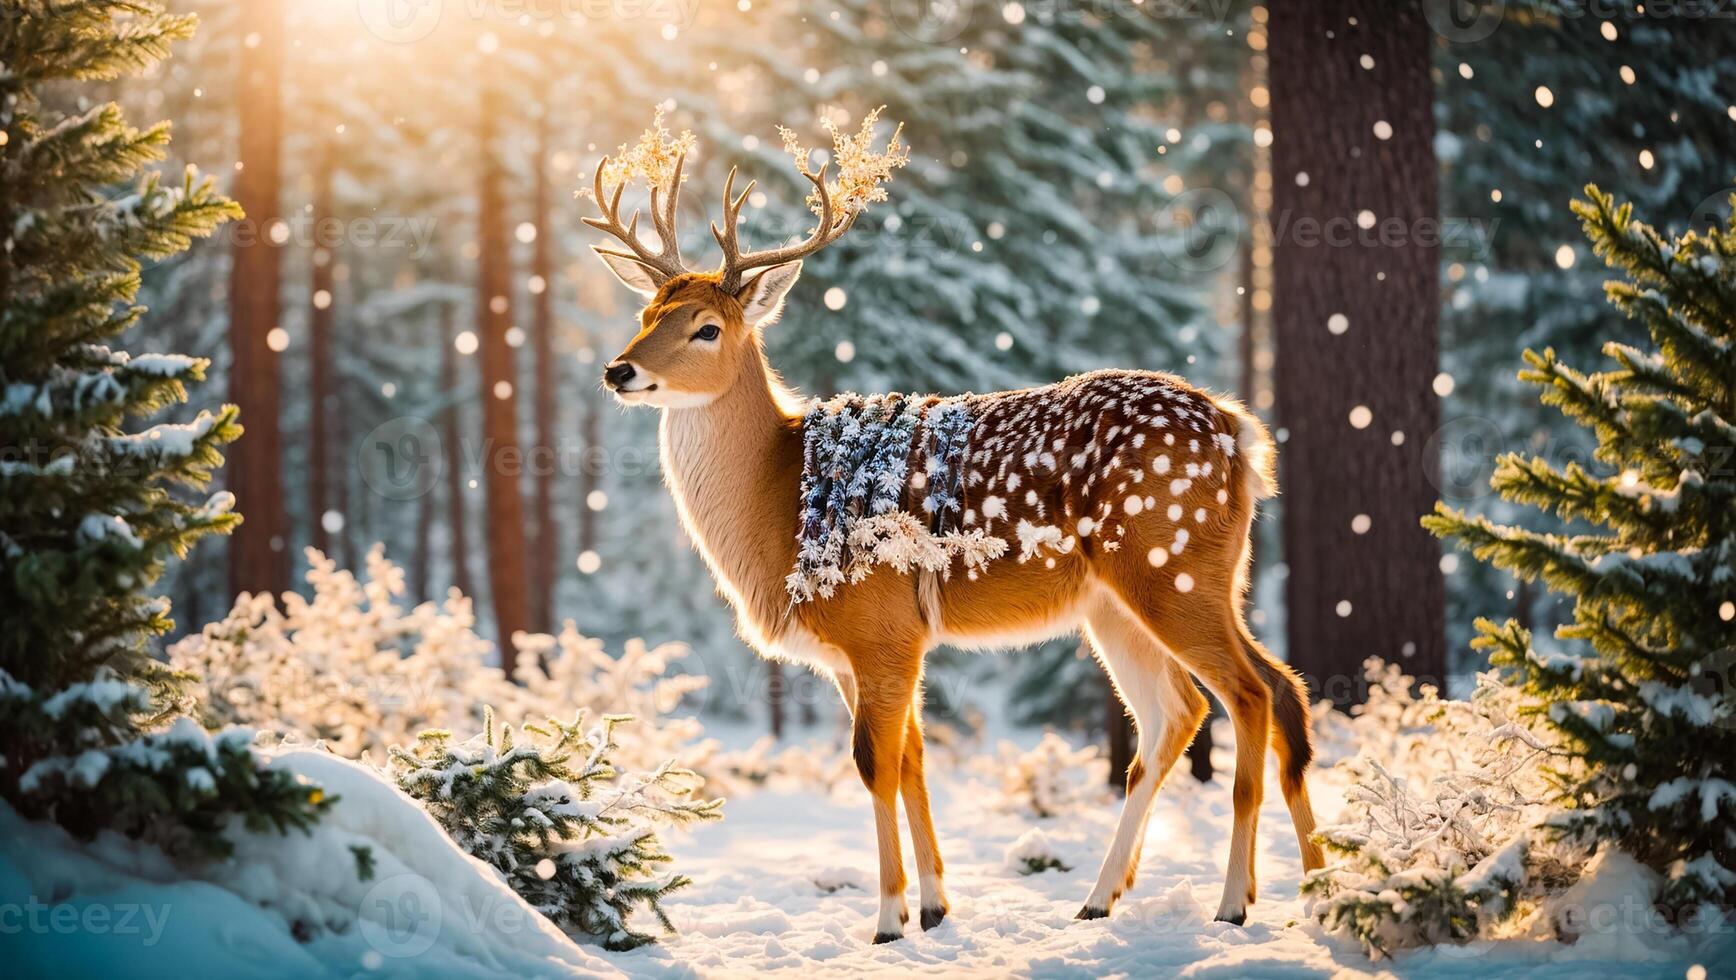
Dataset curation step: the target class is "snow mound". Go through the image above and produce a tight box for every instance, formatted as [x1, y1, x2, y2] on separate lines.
[0, 750, 621, 979]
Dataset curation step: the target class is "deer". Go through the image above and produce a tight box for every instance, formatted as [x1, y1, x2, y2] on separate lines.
[584, 113, 1324, 944]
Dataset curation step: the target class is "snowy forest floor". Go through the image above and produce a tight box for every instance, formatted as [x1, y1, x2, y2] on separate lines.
[621, 750, 1722, 978]
[5, 721, 1729, 978]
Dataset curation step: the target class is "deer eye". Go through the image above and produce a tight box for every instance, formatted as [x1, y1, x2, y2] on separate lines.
[692, 323, 721, 342]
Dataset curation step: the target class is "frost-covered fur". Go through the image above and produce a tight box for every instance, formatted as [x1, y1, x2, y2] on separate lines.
[789, 393, 991, 601]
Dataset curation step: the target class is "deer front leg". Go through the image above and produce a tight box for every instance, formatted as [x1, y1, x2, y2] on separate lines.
[851, 663, 918, 943]
[900, 706, 949, 930]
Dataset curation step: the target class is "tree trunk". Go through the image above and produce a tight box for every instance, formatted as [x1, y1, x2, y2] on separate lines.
[475, 94, 531, 658]
[411, 479, 433, 603]
[307, 141, 336, 557]
[440, 306, 474, 600]
[1104, 656, 1133, 795]
[576, 382, 599, 553]
[767, 660, 787, 739]
[226, 0, 289, 600]
[529, 110, 559, 633]
[1269, 0, 1445, 705]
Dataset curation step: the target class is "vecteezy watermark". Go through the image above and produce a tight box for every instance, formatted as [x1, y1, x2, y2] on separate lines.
[227, 213, 440, 260]
[358, 874, 443, 958]
[358, 417, 444, 502]
[1423, 0, 1506, 43]
[1153, 188, 1242, 275]
[356, 0, 702, 44]
[1558, 0, 1736, 20]
[356, 417, 663, 501]
[1268, 210, 1500, 260]
[0, 898, 172, 947]
[888, 0, 1232, 45]
[358, 873, 546, 959]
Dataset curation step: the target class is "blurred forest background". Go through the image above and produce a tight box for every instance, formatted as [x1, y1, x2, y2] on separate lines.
[111, 0, 1733, 757]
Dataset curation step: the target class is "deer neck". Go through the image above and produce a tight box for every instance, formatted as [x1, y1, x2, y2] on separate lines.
[658, 348, 802, 640]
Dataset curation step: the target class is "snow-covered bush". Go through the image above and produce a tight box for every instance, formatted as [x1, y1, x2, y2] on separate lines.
[709, 733, 861, 796]
[1004, 828, 1070, 875]
[971, 731, 1111, 819]
[1303, 660, 1569, 955]
[389, 708, 722, 950]
[172, 547, 715, 775]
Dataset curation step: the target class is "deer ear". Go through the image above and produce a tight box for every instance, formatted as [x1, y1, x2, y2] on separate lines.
[593, 247, 663, 297]
[737, 260, 802, 327]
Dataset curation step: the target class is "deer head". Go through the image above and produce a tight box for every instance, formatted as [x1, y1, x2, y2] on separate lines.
[588, 110, 907, 408]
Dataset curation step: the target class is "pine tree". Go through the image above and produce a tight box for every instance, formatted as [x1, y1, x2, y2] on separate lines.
[1433, 5, 1736, 659]
[1426, 186, 1736, 916]
[0, 0, 328, 859]
[390, 707, 723, 951]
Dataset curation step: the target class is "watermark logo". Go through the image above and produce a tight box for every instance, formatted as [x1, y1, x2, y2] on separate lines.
[1425, 416, 1503, 501]
[358, 874, 443, 958]
[358, 0, 445, 44]
[1423, 0, 1506, 43]
[1686, 187, 1735, 237]
[1154, 188, 1241, 275]
[359, 416, 442, 502]
[889, 0, 975, 44]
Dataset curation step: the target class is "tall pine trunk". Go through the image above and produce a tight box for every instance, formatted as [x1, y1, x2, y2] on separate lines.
[576, 382, 599, 554]
[307, 141, 335, 556]
[226, 0, 289, 599]
[529, 111, 559, 633]
[475, 94, 531, 657]
[440, 303, 474, 600]
[1269, 0, 1445, 702]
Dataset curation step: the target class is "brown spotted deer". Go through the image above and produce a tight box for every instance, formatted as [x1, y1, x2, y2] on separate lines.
[586, 116, 1323, 943]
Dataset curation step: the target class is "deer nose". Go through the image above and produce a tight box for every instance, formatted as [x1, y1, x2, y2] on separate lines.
[604, 362, 637, 389]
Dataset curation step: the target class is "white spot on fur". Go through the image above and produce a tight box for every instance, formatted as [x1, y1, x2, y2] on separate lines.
[1077, 517, 1096, 537]
[1123, 496, 1143, 516]
[982, 495, 1007, 519]
[1175, 572, 1195, 593]
[1148, 547, 1168, 568]
[1167, 503, 1183, 520]
[1153, 455, 1171, 475]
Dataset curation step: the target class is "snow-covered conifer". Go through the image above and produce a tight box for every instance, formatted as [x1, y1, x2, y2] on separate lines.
[0, 1, 328, 861]
[389, 708, 722, 950]
[1427, 187, 1736, 917]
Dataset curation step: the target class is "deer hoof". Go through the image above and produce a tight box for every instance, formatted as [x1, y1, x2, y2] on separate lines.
[872, 931, 904, 945]
[920, 905, 948, 931]
[1075, 905, 1110, 921]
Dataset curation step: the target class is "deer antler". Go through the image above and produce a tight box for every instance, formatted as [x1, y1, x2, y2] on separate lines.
[582, 150, 691, 284]
[712, 162, 852, 293]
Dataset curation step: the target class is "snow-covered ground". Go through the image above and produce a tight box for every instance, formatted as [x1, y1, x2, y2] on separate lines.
[4, 725, 1729, 978]
[623, 749, 1729, 979]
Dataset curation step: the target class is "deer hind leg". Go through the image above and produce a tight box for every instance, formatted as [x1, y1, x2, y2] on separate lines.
[1112, 592, 1271, 925]
[1238, 620, 1324, 872]
[899, 704, 949, 930]
[850, 659, 919, 943]
[1076, 597, 1210, 920]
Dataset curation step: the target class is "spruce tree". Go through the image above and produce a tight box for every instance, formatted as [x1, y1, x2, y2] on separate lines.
[1426, 186, 1736, 915]
[391, 708, 723, 951]
[0, 0, 327, 860]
